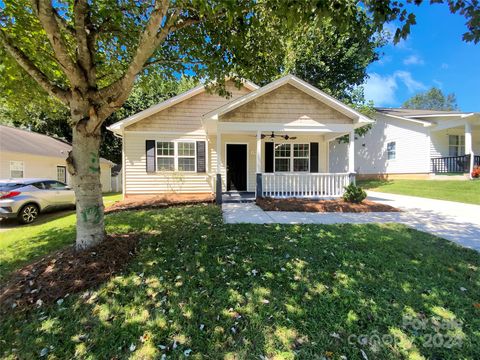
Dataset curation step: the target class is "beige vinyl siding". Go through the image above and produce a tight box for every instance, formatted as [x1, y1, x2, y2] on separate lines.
[0, 151, 112, 192]
[124, 132, 214, 194]
[220, 84, 352, 124]
[127, 82, 251, 133]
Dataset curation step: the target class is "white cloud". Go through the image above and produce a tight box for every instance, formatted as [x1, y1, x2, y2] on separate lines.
[403, 55, 424, 65]
[363, 71, 427, 106]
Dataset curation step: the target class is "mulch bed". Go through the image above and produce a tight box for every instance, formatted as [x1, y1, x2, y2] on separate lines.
[106, 194, 215, 213]
[256, 197, 400, 213]
[0, 234, 138, 313]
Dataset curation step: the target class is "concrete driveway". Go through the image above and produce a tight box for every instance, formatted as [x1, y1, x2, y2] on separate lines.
[223, 193, 480, 251]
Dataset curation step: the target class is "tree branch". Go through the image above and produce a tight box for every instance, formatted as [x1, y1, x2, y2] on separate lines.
[31, 0, 84, 88]
[0, 29, 70, 105]
[74, 0, 96, 88]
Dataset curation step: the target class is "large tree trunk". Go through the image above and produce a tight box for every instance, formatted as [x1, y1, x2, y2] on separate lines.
[69, 118, 105, 250]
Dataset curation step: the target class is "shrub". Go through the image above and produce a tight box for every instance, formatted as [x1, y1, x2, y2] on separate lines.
[472, 166, 480, 178]
[343, 183, 367, 203]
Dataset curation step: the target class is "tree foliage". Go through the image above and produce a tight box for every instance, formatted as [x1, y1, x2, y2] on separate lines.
[402, 87, 459, 111]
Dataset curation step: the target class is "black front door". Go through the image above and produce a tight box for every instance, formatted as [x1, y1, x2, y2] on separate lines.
[226, 144, 247, 191]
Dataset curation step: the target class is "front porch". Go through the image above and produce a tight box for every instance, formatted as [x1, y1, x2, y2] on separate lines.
[430, 116, 480, 176]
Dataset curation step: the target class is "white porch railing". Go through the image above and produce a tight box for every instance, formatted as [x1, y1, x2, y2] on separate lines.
[262, 173, 352, 198]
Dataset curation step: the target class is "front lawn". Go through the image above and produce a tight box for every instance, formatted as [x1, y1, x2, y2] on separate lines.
[1, 205, 479, 359]
[358, 179, 480, 205]
[0, 192, 121, 280]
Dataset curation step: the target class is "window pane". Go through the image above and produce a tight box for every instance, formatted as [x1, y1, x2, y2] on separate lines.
[449, 135, 459, 146]
[275, 144, 290, 157]
[293, 144, 309, 158]
[157, 157, 174, 171]
[178, 158, 195, 171]
[157, 142, 174, 156]
[293, 158, 309, 172]
[275, 158, 290, 172]
[178, 142, 195, 157]
[387, 142, 396, 160]
[10, 170, 23, 178]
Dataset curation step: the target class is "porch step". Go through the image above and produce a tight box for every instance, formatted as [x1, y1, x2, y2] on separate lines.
[222, 192, 255, 203]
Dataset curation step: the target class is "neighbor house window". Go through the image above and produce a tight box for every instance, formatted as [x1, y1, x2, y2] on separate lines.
[448, 135, 465, 156]
[156, 141, 196, 172]
[10, 161, 24, 178]
[274, 143, 309, 172]
[57, 166, 67, 183]
[387, 142, 396, 160]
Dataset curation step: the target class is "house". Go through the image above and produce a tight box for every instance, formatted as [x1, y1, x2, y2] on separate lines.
[0, 125, 114, 192]
[108, 74, 373, 203]
[329, 108, 480, 179]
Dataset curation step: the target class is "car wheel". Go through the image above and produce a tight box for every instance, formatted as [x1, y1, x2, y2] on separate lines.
[18, 204, 39, 224]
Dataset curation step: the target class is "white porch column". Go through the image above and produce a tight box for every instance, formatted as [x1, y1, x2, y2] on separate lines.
[348, 129, 355, 173]
[216, 131, 222, 203]
[465, 121, 474, 178]
[256, 131, 262, 198]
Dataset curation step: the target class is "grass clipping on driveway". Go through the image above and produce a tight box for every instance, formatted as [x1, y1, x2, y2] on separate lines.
[0, 234, 138, 312]
[1, 205, 479, 359]
[257, 197, 399, 212]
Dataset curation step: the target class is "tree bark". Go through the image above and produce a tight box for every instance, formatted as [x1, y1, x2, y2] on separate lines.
[69, 110, 105, 250]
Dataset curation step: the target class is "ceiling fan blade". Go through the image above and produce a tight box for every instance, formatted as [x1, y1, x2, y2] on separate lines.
[290, 137, 297, 140]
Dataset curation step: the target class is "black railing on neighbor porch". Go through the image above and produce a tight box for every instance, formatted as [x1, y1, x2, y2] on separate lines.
[431, 154, 479, 174]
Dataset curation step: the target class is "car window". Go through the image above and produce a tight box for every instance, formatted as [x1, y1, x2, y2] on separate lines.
[31, 182, 46, 189]
[44, 180, 68, 190]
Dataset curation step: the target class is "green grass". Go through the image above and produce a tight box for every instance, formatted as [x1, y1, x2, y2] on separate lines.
[0, 193, 121, 280]
[1, 205, 479, 359]
[358, 179, 480, 205]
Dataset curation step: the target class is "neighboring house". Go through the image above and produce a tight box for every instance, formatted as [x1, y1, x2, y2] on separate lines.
[329, 109, 480, 179]
[108, 74, 373, 202]
[0, 125, 114, 192]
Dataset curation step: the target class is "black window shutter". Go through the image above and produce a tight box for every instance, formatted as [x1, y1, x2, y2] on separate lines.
[310, 142, 319, 173]
[196, 141, 206, 173]
[265, 142, 274, 173]
[146, 140, 156, 173]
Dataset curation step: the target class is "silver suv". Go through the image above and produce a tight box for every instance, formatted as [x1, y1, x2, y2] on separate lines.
[0, 178, 75, 224]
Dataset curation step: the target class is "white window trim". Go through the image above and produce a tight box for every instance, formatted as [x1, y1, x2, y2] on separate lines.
[10, 161, 24, 178]
[155, 140, 197, 172]
[274, 143, 310, 173]
[386, 141, 396, 161]
[56, 165, 67, 183]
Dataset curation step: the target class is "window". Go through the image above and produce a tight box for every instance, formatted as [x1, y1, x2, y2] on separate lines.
[449, 135, 465, 156]
[387, 142, 396, 160]
[10, 161, 24, 178]
[57, 166, 66, 183]
[156, 141, 196, 172]
[177, 142, 196, 171]
[293, 144, 309, 172]
[274, 143, 309, 172]
[157, 141, 175, 171]
[275, 144, 291, 172]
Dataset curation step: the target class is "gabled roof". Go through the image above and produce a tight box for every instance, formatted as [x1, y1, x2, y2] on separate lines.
[0, 125, 114, 165]
[375, 108, 480, 127]
[203, 74, 373, 124]
[108, 78, 259, 134]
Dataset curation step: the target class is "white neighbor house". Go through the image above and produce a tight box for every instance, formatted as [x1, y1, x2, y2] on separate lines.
[0, 125, 114, 192]
[108, 75, 373, 203]
[329, 108, 480, 179]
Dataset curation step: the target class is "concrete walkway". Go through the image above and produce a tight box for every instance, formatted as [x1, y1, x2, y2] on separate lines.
[222, 192, 480, 251]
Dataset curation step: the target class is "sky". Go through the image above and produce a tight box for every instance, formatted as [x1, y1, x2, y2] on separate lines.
[363, 2, 480, 111]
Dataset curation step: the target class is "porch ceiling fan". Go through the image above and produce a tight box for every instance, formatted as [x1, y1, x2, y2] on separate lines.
[258, 132, 297, 140]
